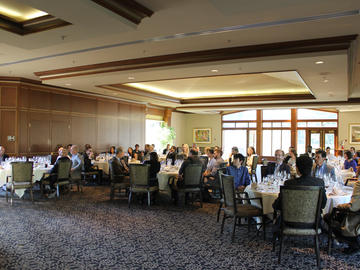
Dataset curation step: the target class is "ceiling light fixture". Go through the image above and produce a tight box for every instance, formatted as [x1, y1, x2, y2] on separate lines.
[315, 61, 324, 64]
[128, 76, 135, 80]
[323, 79, 329, 83]
[211, 69, 218, 73]
[65, 83, 72, 86]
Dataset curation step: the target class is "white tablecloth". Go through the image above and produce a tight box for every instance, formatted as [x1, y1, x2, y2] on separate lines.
[0, 165, 52, 197]
[93, 161, 109, 175]
[157, 170, 178, 193]
[245, 184, 352, 216]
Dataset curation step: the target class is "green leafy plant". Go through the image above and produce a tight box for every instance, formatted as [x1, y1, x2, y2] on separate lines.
[159, 122, 176, 150]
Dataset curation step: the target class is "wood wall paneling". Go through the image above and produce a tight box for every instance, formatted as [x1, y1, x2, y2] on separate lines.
[71, 96, 97, 114]
[18, 111, 29, 153]
[51, 114, 71, 151]
[1, 79, 147, 155]
[51, 93, 71, 112]
[71, 116, 96, 151]
[130, 105, 145, 147]
[97, 100, 118, 116]
[97, 117, 118, 152]
[1, 86, 17, 107]
[29, 112, 51, 153]
[1, 110, 16, 153]
[18, 87, 29, 108]
[29, 89, 51, 110]
[118, 103, 131, 148]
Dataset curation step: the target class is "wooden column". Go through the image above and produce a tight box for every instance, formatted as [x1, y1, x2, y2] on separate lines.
[256, 110, 262, 156]
[163, 108, 172, 126]
[291, 109, 297, 148]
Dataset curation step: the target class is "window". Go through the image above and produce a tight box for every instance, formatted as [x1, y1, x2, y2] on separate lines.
[298, 109, 337, 120]
[263, 109, 291, 120]
[297, 130, 306, 154]
[262, 130, 290, 156]
[223, 110, 256, 121]
[222, 108, 338, 158]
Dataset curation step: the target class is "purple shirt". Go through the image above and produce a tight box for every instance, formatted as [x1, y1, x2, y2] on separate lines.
[344, 159, 357, 173]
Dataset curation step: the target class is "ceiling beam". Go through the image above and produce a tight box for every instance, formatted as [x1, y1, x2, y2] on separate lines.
[91, 0, 153, 25]
[35, 35, 357, 81]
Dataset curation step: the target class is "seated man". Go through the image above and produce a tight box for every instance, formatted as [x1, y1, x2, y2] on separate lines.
[267, 149, 290, 176]
[203, 149, 223, 186]
[109, 147, 129, 179]
[273, 156, 327, 226]
[228, 146, 239, 167]
[83, 148, 103, 184]
[171, 149, 203, 203]
[324, 180, 360, 254]
[178, 149, 203, 182]
[0, 146, 9, 163]
[226, 154, 251, 191]
[44, 147, 71, 196]
[70, 145, 84, 181]
[165, 146, 177, 165]
[312, 150, 335, 180]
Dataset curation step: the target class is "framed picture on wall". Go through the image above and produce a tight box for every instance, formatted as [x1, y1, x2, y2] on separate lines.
[193, 128, 211, 144]
[349, 124, 360, 144]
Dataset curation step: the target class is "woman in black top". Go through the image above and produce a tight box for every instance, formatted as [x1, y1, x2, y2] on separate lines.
[144, 152, 160, 186]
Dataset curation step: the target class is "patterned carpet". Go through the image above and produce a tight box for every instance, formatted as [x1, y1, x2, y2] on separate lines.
[0, 186, 359, 269]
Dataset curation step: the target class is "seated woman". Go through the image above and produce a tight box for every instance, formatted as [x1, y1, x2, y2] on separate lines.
[144, 152, 160, 186]
[344, 150, 357, 173]
[246, 146, 257, 173]
[284, 147, 297, 176]
[128, 147, 134, 158]
[324, 180, 360, 254]
[109, 146, 116, 156]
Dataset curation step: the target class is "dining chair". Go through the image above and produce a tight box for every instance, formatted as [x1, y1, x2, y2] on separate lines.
[175, 164, 203, 207]
[275, 185, 323, 269]
[128, 164, 158, 207]
[109, 160, 129, 200]
[327, 207, 360, 255]
[220, 174, 266, 242]
[6, 162, 34, 205]
[249, 155, 259, 183]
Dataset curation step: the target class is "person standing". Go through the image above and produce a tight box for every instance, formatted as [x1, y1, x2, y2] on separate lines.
[0, 146, 9, 162]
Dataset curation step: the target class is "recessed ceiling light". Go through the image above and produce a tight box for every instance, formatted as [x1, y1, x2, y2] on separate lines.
[323, 79, 329, 83]
[65, 83, 71, 86]
[211, 69, 218, 73]
[128, 76, 135, 80]
[315, 61, 324, 64]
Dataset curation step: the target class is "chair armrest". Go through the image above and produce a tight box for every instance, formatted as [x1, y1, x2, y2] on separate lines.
[235, 197, 263, 204]
[6, 175, 11, 183]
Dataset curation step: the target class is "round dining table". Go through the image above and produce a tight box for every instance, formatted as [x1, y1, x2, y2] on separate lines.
[0, 164, 53, 198]
[245, 183, 353, 216]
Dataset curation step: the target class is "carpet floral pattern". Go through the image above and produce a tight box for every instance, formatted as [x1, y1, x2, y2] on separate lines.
[0, 187, 359, 269]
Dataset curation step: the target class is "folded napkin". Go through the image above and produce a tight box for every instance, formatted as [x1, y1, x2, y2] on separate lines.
[328, 186, 347, 196]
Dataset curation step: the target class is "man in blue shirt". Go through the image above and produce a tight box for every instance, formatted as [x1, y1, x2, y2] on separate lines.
[312, 150, 335, 180]
[226, 153, 251, 191]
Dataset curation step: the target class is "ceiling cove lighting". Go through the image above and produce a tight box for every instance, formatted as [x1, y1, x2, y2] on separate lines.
[0, 0, 71, 35]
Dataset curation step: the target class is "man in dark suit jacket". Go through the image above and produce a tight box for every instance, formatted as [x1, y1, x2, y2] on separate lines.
[273, 155, 327, 211]
[0, 146, 9, 163]
[109, 147, 129, 178]
[267, 149, 290, 176]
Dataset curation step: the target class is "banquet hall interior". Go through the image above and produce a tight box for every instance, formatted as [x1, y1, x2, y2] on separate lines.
[1, 0, 360, 269]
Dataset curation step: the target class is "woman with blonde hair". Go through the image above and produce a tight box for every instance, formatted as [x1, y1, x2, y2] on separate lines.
[182, 144, 190, 158]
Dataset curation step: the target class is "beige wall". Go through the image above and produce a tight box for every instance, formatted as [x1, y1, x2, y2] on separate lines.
[172, 110, 360, 152]
[338, 111, 360, 149]
[171, 112, 221, 147]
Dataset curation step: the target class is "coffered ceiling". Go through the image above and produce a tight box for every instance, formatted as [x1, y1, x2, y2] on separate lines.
[0, 0, 360, 113]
